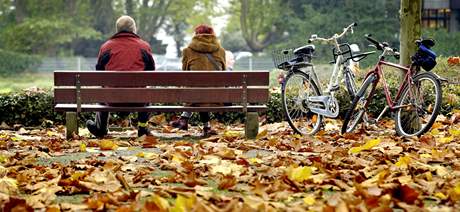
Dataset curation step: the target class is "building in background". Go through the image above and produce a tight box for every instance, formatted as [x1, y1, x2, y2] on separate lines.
[423, 0, 460, 32]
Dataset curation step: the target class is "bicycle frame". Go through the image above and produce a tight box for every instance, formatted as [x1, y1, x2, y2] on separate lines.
[364, 58, 416, 120]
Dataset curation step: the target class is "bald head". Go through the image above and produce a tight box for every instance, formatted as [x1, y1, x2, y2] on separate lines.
[116, 15, 137, 33]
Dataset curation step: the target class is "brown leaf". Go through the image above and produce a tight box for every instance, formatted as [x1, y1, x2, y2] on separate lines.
[393, 184, 419, 204]
[3, 197, 34, 212]
[142, 135, 158, 148]
[218, 175, 237, 190]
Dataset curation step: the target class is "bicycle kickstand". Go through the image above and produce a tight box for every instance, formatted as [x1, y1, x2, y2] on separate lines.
[375, 106, 390, 123]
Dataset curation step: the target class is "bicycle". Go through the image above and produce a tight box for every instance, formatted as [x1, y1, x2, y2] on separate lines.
[341, 34, 444, 137]
[272, 23, 374, 135]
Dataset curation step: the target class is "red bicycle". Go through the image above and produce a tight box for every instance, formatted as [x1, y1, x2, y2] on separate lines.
[341, 35, 444, 137]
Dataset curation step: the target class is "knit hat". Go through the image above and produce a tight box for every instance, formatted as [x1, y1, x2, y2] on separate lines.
[116, 15, 137, 33]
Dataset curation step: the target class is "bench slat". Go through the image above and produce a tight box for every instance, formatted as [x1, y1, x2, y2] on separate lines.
[54, 71, 269, 87]
[54, 104, 268, 112]
[54, 87, 269, 104]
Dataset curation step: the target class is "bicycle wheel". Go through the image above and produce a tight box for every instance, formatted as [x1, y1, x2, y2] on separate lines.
[394, 72, 442, 137]
[341, 73, 377, 134]
[344, 67, 357, 99]
[282, 71, 323, 135]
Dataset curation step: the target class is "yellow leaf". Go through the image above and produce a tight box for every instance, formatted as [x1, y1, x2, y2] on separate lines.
[449, 128, 460, 137]
[439, 136, 454, 143]
[144, 152, 158, 160]
[425, 172, 433, 181]
[170, 195, 195, 212]
[431, 149, 443, 158]
[286, 166, 312, 183]
[430, 128, 440, 136]
[71, 171, 85, 180]
[349, 138, 381, 154]
[136, 152, 145, 157]
[80, 143, 86, 152]
[0, 155, 7, 163]
[172, 154, 185, 164]
[223, 131, 241, 140]
[303, 195, 316, 206]
[256, 129, 268, 140]
[454, 183, 460, 194]
[395, 155, 411, 169]
[100, 140, 118, 151]
[420, 153, 431, 159]
[435, 192, 447, 200]
[151, 194, 169, 210]
[248, 158, 263, 164]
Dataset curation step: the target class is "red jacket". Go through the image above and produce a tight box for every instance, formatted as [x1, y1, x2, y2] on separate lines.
[96, 31, 155, 71]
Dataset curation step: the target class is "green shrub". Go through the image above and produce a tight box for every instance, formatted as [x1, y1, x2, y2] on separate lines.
[1, 78, 458, 127]
[0, 89, 285, 127]
[0, 49, 41, 76]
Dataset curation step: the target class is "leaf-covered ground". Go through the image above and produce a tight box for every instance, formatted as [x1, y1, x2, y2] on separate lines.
[1, 112, 460, 211]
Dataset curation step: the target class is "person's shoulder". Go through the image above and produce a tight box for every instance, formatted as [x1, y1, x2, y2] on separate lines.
[100, 39, 114, 51]
[182, 47, 192, 55]
[137, 38, 152, 49]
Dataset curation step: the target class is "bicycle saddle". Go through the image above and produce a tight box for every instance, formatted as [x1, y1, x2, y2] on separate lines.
[416, 39, 435, 48]
[294, 45, 315, 55]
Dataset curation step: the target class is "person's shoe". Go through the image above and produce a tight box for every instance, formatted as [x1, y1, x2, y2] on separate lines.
[138, 127, 151, 137]
[86, 120, 107, 138]
[170, 117, 188, 130]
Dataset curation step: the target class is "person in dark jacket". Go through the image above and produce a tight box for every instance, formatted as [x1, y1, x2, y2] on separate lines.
[86, 15, 155, 138]
[170, 24, 226, 136]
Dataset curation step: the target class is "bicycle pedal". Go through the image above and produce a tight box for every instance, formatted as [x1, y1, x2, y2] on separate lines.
[330, 85, 340, 91]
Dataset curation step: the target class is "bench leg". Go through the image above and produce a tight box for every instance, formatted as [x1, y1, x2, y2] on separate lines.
[245, 112, 259, 139]
[66, 112, 78, 139]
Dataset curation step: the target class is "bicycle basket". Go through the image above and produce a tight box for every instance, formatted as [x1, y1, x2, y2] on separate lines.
[272, 48, 296, 70]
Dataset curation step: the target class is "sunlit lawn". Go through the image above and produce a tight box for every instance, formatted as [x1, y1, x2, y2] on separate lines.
[0, 72, 53, 93]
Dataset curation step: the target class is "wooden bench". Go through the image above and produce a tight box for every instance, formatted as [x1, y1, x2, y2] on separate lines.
[53, 71, 270, 139]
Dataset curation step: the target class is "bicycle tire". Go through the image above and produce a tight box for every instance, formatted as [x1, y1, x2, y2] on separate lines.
[394, 72, 442, 137]
[282, 70, 323, 135]
[344, 67, 357, 99]
[341, 73, 377, 134]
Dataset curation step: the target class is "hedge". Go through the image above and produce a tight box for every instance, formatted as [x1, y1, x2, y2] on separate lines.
[0, 85, 457, 128]
[0, 49, 41, 76]
[0, 89, 284, 127]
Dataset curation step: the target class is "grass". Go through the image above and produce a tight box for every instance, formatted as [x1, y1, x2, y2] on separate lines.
[0, 72, 53, 93]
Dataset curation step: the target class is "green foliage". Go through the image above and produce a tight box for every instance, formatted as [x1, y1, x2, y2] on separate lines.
[0, 90, 62, 126]
[424, 29, 460, 57]
[0, 49, 41, 76]
[1, 18, 100, 55]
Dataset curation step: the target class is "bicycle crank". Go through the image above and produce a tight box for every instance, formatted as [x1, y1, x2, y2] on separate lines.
[307, 95, 340, 118]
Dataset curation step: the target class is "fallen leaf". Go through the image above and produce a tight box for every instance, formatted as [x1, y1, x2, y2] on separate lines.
[393, 184, 419, 204]
[286, 165, 312, 183]
[395, 155, 411, 169]
[80, 143, 86, 152]
[0, 176, 18, 194]
[303, 195, 316, 206]
[99, 139, 118, 151]
[349, 138, 381, 154]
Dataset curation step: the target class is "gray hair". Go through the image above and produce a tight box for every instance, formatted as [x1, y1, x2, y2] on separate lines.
[116, 15, 137, 33]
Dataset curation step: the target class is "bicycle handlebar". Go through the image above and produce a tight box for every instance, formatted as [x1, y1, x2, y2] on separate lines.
[365, 34, 400, 59]
[308, 22, 357, 44]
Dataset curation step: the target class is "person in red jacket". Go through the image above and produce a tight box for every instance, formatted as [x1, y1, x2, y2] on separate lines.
[86, 15, 155, 138]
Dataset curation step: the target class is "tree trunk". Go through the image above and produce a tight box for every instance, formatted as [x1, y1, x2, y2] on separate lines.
[399, 0, 422, 133]
[400, 0, 421, 66]
[126, 0, 134, 16]
[13, 0, 26, 23]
